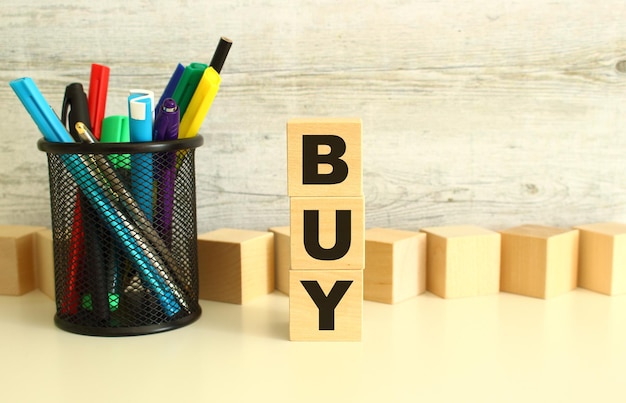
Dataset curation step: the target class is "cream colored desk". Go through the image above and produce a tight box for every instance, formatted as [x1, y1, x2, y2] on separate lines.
[2, 289, 625, 402]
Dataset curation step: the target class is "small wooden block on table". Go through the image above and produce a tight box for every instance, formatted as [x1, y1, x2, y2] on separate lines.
[364, 227, 426, 304]
[198, 228, 274, 304]
[421, 225, 501, 299]
[500, 224, 578, 299]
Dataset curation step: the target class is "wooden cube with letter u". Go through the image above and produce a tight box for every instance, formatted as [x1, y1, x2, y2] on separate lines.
[290, 269, 363, 341]
[290, 196, 364, 271]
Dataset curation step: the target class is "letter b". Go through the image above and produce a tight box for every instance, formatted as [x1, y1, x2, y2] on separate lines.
[302, 135, 348, 185]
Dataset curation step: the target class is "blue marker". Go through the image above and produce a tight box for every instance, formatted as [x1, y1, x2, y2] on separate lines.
[156, 63, 185, 112]
[9, 77, 74, 143]
[128, 89, 154, 222]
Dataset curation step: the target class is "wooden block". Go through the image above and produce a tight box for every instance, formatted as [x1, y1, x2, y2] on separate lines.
[289, 269, 362, 341]
[421, 225, 501, 298]
[287, 118, 362, 197]
[500, 225, 579, 299]
[575, 222, 626, 295]
[364, 228, 426, 304]
[33, 229, 55, 300]
[268, 226, 290, 295]
[0, 225, 47, 296]
[290, 196, 364, 270]
[197, 228, 275, 304]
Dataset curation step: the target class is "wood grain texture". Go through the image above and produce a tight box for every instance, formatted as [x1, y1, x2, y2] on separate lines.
[364, 227, 426, 304]
[0, 225, 46, 295]
[268, 226, 290, 295]
[2, 1, 626, 233]
[576, 222, 626, 295]
[197, 228, 274, 304]
[500, 225, 579, 298]
[421, 225, 501, 298]
[33, 229, 54, 300]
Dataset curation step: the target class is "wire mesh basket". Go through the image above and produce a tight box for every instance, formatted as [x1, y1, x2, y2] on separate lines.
[38, 136, 203, 336]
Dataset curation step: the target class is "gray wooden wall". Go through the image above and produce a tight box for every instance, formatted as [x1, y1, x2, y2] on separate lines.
[2, 0, 626, 234]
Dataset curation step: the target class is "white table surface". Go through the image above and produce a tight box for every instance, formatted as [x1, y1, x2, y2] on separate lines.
[2, 289, 626, 402]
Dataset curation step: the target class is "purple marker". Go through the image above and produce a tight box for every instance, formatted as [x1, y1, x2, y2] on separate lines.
[153, 98, 180, 141]
[153, 98, 179, 245]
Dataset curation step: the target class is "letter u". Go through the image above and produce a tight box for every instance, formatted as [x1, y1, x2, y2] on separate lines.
[303, 210, 351, 260]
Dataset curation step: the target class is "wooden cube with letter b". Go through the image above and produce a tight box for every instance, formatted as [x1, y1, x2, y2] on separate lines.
[287, 118, 362, 197]
[287, 117, 364, 341]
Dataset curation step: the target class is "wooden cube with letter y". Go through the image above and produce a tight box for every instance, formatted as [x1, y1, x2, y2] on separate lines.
[289, 269, 363, 341]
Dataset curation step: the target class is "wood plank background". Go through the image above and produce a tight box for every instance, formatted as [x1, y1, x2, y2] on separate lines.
[1, 0, 626, 234]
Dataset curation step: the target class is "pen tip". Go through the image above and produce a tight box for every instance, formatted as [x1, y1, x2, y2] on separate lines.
[75, 121, 97, 144]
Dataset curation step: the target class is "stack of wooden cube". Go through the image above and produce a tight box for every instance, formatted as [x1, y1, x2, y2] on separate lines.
[287, 118, 364, 341]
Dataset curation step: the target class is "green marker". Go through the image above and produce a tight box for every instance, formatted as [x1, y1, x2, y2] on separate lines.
[171, 62, 207, 118]
[81, 293, 120, 312]
[101, 115, 130, 169]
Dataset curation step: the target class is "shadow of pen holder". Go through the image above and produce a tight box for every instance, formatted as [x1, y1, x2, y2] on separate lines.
[38, 136, 203, 336]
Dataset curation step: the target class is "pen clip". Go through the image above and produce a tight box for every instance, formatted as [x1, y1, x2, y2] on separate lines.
[62, 83, 91, 141]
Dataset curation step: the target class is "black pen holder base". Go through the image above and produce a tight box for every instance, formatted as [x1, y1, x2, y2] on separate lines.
[39, 136, 203, 336]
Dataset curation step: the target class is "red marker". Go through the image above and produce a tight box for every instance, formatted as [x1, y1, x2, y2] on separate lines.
[87, 63, 110, 140]
[62, 196, 84, 315]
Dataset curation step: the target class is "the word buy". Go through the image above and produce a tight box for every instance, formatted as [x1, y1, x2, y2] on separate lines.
[287, 118, 364, 341]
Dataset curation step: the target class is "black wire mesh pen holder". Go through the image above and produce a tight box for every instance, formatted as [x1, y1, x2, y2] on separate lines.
[38, 136, 203, 336]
